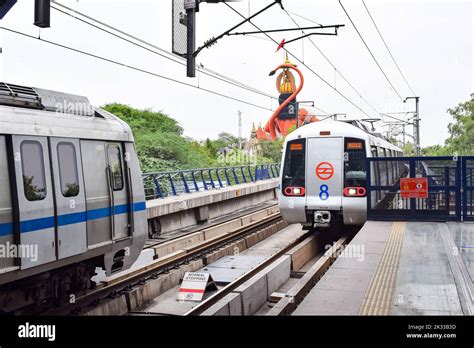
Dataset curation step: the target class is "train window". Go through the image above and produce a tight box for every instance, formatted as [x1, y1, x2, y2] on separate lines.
[21, 141, 46, 201]
[58, 143, 80, 197]
[344, 138, 366, 188]
[282, 139, 305, 195]
[388, 149, 394, 184]
[377, 147, 387, 186]
[382, 148, 388, 181]
[108, 145, 124, 191]
[371, 146, 380, 186]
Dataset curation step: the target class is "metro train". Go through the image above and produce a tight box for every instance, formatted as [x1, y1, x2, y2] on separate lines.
[279, 118, 403, 229]
[0, 82, 147, 312]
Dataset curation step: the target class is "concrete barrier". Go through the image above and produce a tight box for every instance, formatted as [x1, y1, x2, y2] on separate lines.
[146, 179, 279, 235]
[203, 255, 292, 316]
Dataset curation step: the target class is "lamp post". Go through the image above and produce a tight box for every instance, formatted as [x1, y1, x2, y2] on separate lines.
[404, 97, 420, 156]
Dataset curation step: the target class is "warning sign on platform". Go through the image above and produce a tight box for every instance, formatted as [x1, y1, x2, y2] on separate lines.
[400, 178, 428, 199]
[177, 272, 217, 302]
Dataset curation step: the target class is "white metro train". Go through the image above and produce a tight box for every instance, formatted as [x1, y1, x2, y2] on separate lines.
[279, 119, 403, 229]
[0, 82, 147, 312]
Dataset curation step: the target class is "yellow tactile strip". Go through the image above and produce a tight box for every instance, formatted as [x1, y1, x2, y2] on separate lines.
[359, 221, 406, 315]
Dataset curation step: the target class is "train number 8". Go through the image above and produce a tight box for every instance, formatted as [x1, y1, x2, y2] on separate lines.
[319, 184, 329, 200]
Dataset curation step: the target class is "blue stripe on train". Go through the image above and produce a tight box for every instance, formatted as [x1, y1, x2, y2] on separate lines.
[20, 216, 55, 233]
[57, 211, 87, 226]
[0, 202, 147, 236]
[0, 222, 13, 237]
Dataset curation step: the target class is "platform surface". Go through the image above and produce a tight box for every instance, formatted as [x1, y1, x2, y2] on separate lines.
[293, 220, 474, 315]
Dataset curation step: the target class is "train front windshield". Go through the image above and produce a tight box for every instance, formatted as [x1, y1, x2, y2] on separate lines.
[344, 138, 367, 188]
[282, 139, 306, 195]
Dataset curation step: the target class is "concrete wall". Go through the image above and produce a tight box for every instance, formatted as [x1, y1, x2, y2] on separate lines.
[146, 179, 279, 235]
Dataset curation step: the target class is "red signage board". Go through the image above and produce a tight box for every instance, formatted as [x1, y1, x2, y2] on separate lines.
[400, 178, 428, 198]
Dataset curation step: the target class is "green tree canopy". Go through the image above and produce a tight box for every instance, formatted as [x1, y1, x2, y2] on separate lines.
[422, 94, 473, 156]
[445, 93, 474, 155]
[103, 104, 215, 172]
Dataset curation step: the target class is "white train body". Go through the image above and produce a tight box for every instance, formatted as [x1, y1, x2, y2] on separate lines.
[279, 119, 402, 228]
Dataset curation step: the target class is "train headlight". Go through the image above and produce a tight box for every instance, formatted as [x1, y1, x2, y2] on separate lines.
[283, 186, 305, 196]
[343, 187, 366, 197]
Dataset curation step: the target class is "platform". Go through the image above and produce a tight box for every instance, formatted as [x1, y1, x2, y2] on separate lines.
[293, 220, 474, 315]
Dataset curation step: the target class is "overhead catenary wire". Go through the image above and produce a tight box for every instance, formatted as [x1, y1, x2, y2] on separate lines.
[361, 0, 416, 96]
[0, 26, 274, 112]
[285, 10, 323, 27]
[53, 0, 405, 124]
[245, 4, 408, 124]
[50, 1, 277, 102]
[338, 0, 404, 102]
[283, 9, 382, 118]
[36, 2, 407, 126]
[224, 2, 375, 119]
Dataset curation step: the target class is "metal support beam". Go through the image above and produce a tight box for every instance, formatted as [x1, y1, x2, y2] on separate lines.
[34, 0, 50, 28]
[404, 96, 420, 155]
[185, 1, 197, 77]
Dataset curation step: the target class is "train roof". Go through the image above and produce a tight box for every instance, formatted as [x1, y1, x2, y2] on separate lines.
[0, 82, 133, 142]
[285, 119, 401, 152]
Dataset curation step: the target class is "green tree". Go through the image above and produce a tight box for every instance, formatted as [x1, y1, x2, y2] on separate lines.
[402, 142, 415, 156]
[445, 93, 474, 155]
[103, 104, 217, 172]
[258, 139, 284, 163]
[421, 144, 450, 156]
[420, 94, 474, 156]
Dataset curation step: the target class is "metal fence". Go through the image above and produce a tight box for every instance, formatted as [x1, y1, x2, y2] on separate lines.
[142, 163, 280, 200]
[367, 156, 461, 221]
[462, 156, 474, 221]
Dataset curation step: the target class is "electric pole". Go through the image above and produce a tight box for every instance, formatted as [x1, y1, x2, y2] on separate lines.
[402, 123, 406, 147]
[404, 97, 420, 155]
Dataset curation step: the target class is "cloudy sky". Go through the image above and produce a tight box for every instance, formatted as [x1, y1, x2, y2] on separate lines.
[0, 0, 472, 147]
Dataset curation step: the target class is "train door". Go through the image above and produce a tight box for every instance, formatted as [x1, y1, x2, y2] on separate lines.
[106, 143, 129, 240]
[306, 137, 343, 209]
[12, 135, 56, 269]
[80, 140, 112, 248]
[0, 135, 15, 272]
[50, 138, 87, 259]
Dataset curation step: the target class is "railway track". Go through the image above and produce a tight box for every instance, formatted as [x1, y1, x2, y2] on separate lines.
[35, 203, 358, 316]
[183, 230, 313, 316]
[124, 219, 359, 316]
[42, 206, 284, 315]
[183, 226, 357, 316]
[266, 233, 354, 316]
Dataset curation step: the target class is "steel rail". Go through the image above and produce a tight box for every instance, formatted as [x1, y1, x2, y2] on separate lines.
[45, 212, 283, 315]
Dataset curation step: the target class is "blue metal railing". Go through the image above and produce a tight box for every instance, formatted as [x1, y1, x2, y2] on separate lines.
[366, 156, 462, 221]
[142, 163, 280, 200]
